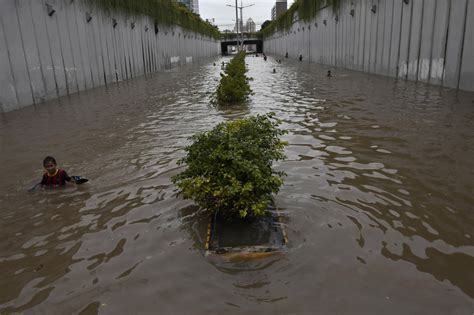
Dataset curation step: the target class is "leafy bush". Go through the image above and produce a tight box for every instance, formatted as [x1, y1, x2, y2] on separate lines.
[84, 0, 220, 39]
[215, 52, 252, 105]
[260, 0, 342, 38]
[172, 113, 287, 219]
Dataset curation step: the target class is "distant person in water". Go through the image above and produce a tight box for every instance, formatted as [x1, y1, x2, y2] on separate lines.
[273, 68, 276, 73]
[327, 70, 332, 77]
[299, 54, 303, 61]
[285, 52, 288, 58]
[264, 55, 267, 61]
[40, 156, 71, 188]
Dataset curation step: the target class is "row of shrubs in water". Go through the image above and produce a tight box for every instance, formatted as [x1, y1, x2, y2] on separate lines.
[215, 52, 252, 106]
[172, 53, 288, 219]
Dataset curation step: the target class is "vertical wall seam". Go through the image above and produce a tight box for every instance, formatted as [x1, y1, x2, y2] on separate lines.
[28, 0, 47, 102]
[130, 25, 136, 77]
[93, 13, 107, 87]
[41, 0, 59, 97]
[341, 8, 344, 67]
[456, 0, 470, 90]
[415, 0, 425, 82]
[119, 24, 126, 80]
[145, 28, 149, 73]
[0, 15, 20, 107]
[395, 0, 404, 79]
[333, 16, 336, 66]
[140, 29, 146, 75]
[154, 29, 158, 71]
[441, 0, 452, 87]
[373, 0, 380, 73]
[127, 23, 134, 78]
[85, 5, 99, 87]
[54, 14, 70, 96]
[427, 0, 437, 84]
[64, 2, 80, 93]
[358, 1, 362, 70]
[308, 23, 311, 63]
[404, 0, 414, 81]
[153, 30, 158, 72]
[368, 0, 373, 73]
[86, 9, 96, 87]
[350, 3, 353, 68]
[149, 30, 154, 72]
[128, 31, 133, 78]
[362, 1, 367, 71]
[380, 0, 387, 74]
[111, 28, 119, 81]
[387, 0, 395, 76]
[352, 2, 357, 68]
[122, 24, 129, 80]
[99, 11, 110, 82]
[345, 5, 349, 68]
[14, 0, 36, 104]
[101, 11, 113, 84]
[72, 0, 88, 90]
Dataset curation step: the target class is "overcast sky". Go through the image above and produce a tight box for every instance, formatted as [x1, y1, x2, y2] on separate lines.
[199, 0, 295, 31]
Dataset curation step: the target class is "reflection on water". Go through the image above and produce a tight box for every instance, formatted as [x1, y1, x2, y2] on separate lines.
[0, 56, 473, 313]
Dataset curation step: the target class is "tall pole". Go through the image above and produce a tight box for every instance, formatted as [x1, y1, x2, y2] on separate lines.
[227, 1, 253, 52]
[235, 0, 239, 51]
[240, 0, 244, 51]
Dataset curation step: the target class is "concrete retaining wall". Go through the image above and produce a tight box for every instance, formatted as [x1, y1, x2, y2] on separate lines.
[264, 0, 474, 92]
[0, 0, 220, 113]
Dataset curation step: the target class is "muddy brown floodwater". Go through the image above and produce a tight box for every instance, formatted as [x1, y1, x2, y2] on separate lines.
[0, 56, 473, 314]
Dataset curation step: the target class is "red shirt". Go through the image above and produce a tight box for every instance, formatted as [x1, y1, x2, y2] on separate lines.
[40, 169, 71, 188]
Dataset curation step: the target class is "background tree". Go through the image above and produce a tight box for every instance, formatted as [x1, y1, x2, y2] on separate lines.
[260, 20, 271, 31]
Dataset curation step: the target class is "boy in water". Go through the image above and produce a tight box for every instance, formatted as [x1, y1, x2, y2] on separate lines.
[40, 156, 72, 188]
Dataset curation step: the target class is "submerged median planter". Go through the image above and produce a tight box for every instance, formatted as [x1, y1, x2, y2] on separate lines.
[215, 52, 252, 106]
[205, 202, 288, 256]
[172, 113, 288, 255]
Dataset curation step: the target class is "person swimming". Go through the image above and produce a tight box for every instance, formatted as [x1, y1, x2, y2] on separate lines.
[40, 156, 72, 188]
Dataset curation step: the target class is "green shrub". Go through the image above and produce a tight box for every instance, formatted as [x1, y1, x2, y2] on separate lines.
[260, 0, 342, 38]
[84, 0, 220, 39]
[215, 52, 252, 106]
[172, 113, 287, 219]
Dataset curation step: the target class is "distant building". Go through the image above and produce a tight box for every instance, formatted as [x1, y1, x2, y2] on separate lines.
[177, 0, 199, 14]
[234, 19, 244, 33]
[271, 0, 287, 20]
[245, 18, 256, 33]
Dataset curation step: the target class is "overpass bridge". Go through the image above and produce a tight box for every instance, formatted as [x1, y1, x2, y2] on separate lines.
[220, 34, 263, 55]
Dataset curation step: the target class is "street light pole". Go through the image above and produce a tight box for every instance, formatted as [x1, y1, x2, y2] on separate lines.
[235, 0, 239, 50]
[240, 3, 243, 51]
[227, 1, 254, 52]
[239, 1, 254, 51]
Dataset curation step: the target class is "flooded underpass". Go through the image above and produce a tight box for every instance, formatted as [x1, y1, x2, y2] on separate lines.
[0, 55, 473, 314]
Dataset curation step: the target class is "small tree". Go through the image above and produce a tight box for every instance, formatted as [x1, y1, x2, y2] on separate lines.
[260, 20, 271, 30]
[215, 52, 251, 105]
[172, 113, 287, 219]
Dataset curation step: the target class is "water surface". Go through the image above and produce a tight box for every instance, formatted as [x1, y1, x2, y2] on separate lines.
[0, 56, 473, 314]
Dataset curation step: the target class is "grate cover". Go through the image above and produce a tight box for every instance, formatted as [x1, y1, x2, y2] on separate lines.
[205, 204, 288, 254]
